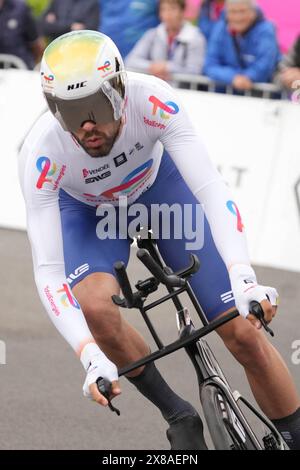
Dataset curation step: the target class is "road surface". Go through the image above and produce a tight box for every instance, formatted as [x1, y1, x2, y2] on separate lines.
[0, 228, 299, 449]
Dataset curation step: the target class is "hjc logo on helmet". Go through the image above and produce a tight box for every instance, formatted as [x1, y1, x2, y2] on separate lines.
[67, 81, 87, 91]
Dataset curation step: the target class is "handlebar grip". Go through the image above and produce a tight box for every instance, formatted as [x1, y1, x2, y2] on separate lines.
[96, 378, 121, 416]
[249, 301, 263, 319]
[114, 261, 135, 308]
[137, 249, 185, 287]
[250, 301, 274, 337]
[96, 377, 112, 398]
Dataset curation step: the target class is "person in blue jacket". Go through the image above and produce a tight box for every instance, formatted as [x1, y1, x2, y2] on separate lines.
[0, 0, 44, 69]
[39, 0, 99, 41]
[99, 0, 159, 59]
[203, 0, 281, 90]
[198, 0, 225, 41]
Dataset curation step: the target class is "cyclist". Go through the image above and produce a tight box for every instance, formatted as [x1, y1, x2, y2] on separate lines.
[19, 30, 300, 450]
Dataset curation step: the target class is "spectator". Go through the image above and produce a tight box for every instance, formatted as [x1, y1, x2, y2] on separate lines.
[204, 0, 281, 90]
[198, 0, 225, 41]
[0, 0, 44, 69]
[26, 0, 50, 18]
[276, 36, 300, 90]
[99, 0, 159, 58]
[39, 0, 99, 41]
[126, 0, 205, 80]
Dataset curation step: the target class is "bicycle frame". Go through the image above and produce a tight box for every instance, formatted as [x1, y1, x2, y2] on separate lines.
[114, 233, 284, 450]
[117, 234, 240, 377]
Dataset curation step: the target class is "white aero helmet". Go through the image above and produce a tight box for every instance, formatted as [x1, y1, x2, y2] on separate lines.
[41, 30, 127, 133]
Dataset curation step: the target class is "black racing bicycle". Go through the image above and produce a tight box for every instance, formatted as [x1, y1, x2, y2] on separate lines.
[97, 231, 286, 450]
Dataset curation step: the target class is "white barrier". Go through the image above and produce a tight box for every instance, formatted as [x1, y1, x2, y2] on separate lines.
[0, 70, 45, 230]
[179, 89, 300, 272]
[1, 70, 299, 272]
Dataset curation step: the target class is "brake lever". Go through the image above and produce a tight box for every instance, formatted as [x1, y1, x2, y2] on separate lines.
[249, 301, 274, 337]
[96, 378, 121, 416]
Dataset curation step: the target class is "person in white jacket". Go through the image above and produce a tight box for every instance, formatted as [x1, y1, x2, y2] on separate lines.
[126, 0, 205, 80]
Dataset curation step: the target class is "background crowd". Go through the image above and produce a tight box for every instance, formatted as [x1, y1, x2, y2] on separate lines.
[0, 0, 299, 96]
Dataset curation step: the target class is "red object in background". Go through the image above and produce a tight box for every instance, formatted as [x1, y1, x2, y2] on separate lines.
[211, 1, 224, 20]
[254, 0, 299, 52]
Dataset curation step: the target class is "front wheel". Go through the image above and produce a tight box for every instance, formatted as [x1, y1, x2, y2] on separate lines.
[200, 384, 257, 450]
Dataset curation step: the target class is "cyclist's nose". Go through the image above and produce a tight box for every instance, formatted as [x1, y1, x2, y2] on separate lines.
[81, 121, 97, 132]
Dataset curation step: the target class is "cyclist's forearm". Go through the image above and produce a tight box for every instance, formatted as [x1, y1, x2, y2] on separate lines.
[34, 264, 96, 357]
[193, 177, 251, 271]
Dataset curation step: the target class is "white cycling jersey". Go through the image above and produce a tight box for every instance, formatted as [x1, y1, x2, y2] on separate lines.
[18, 72, 250, 356]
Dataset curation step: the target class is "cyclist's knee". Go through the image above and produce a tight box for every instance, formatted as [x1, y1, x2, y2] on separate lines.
[83, 300, 123, 346]
[218, 317, 270, 370]
[72, 272, 122, 343]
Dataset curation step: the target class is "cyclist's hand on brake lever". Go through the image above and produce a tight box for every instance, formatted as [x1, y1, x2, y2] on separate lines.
[247, 299, 277, 330]
[80, 343, 120, 406]
[229, 264, 279, 329]
[90, 380, 121, 406]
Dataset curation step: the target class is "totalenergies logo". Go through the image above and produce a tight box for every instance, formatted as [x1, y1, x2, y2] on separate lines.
[227, 200, 244, 232]
[149, 96, 179, 120]
[41, 72, 54, 82]
[100, 159, 153, 199]
[36, 157, 57, 189]
[98, 60, 112, 73]
[57, 284, 80, 309]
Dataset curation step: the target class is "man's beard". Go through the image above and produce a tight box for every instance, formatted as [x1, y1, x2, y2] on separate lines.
[82, 140, 115, 158]
[77, 129, 120, 158]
